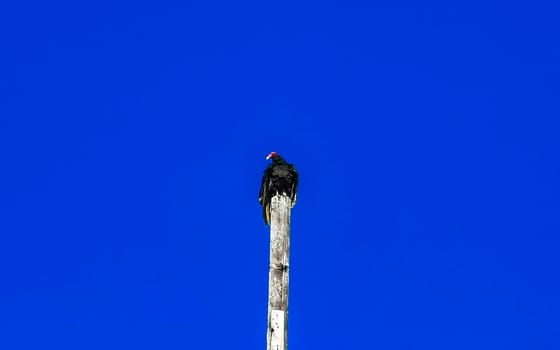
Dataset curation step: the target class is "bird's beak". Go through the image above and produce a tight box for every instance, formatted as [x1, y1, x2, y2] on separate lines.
[266, 155, 271, 160]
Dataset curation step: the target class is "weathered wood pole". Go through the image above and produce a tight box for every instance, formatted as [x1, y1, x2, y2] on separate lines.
[267, 195, 292, 350]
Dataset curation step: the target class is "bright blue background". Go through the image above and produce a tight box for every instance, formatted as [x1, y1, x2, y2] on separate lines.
[1, 1, 559, 349]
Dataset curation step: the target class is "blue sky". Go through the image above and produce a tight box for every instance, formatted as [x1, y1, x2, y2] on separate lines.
[1, 1, 559, 349]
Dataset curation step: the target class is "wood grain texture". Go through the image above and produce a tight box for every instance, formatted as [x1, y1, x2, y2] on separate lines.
[267, 195, 291, 350]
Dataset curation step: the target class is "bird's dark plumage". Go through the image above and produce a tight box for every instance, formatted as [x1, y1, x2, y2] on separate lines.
[259, 152, 298, 225]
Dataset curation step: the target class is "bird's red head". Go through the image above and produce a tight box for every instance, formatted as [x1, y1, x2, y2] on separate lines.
[266, 151, 278, 160]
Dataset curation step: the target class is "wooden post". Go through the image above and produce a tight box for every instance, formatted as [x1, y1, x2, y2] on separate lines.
[267, 195, 292, 350]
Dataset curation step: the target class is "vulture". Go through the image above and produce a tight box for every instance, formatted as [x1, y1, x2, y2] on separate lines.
[258, 151, 299, 225]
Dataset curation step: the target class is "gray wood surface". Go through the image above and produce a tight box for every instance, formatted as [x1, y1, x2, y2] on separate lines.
[267, 195, 291, 350]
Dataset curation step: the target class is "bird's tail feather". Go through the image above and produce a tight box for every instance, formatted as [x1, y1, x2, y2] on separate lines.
[264, 203, 270, 225]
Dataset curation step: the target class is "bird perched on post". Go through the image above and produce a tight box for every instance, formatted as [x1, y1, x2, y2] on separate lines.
[259, 151, 299, 225]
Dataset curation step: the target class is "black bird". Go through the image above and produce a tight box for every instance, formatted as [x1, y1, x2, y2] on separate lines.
[259, 151, 299, 225]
